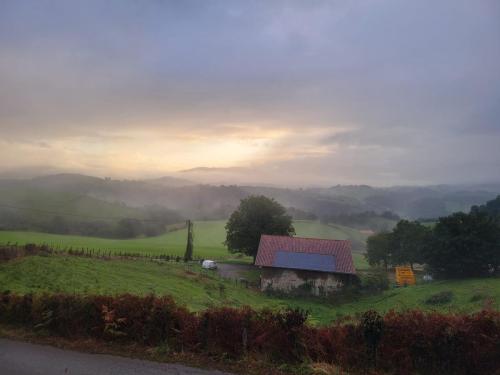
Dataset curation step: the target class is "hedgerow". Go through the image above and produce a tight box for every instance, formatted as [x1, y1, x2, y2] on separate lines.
[0, 292, 498, 374]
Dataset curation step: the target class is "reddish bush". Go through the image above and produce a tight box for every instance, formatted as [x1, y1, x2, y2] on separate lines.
[251, 308, 309, 362]
[29, 294, 110, 337]
[97, 294, 193, 349]
[376, 310, 500, 375]
[336, 323, 369, 369]
[0, 292, 499, 374]
[198, 306, 253, 357]
[0, 292, 33, 325]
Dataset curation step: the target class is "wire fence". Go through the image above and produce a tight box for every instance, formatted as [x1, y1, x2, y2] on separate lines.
[0, 242, 204, 264]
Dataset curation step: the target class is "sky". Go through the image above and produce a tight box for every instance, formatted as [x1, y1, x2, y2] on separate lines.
[0, 0, 499, 186]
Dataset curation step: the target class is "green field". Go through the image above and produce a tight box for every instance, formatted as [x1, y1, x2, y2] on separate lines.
[0, 255, 497, 325]
[292, 221, 370, 252]
[0, 221, 229, 259]
[0, 220, 371, 268]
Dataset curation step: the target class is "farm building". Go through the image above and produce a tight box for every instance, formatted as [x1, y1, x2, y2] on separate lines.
[255, 235, 356, 296]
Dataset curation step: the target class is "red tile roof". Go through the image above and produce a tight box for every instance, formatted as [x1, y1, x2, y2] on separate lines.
[255, 235, 356, 274]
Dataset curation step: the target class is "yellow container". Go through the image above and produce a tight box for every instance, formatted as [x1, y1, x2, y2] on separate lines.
[395, 266, 416, 286]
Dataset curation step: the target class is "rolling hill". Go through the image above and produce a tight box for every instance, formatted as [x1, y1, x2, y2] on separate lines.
[0, 220, 370, 267]
[0, 185, 146, 221]
[1, 173, 498, 222]
[0, 183, 182, 237]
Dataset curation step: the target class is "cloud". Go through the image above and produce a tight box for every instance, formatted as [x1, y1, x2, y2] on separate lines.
[0, 0, 499, 185]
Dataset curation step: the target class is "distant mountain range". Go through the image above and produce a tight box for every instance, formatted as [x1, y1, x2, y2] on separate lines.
[1, 173, 498, 223]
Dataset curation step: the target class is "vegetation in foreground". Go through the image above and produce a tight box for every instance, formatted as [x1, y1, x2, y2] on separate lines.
[1, 255, 498, 324]
[1, 292, 498, 375]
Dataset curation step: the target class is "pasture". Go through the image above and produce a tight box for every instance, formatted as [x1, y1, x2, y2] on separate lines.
[0, 255, 497, 325]
[0, 221, 229, 260]
[0, 220, 371, 268]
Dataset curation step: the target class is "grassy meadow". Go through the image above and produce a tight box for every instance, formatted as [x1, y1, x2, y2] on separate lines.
[0, 220, 371, 268]
[0, 221, 229, 259]
[1, 255, 498, 325]
[2, 218, 495, 324]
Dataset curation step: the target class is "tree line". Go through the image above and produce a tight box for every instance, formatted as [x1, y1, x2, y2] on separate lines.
[320, 210, 400, 230]
[0, 205, 183, 239]
[366, 196, 500, 278]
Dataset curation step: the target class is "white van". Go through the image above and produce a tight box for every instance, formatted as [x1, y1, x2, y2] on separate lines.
[202, 260, 217, 270]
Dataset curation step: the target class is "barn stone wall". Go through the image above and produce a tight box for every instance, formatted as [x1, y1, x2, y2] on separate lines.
[260, 267, 349, 296]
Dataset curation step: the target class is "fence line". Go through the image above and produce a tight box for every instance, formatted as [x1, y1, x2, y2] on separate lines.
[0, 243, 204, 264]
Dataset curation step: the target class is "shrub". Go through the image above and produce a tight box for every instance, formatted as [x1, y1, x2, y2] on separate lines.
[360, 269, 389, 292]
[378, 310, 500, 374]
[252, 308, 309, 363]
[0, 293, 499, 374]
[469, 292, 489, 302]
[0, 292, 33, 325]
[424, 291, 453, 305]
[361, 310, 384, 363]
[198, 306, 253, 357]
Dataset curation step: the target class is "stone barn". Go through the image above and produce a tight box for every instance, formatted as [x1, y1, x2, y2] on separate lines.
[255, 235, 356, 296]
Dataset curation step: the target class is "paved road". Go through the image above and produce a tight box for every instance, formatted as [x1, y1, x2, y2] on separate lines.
[0, 339, 233, 375]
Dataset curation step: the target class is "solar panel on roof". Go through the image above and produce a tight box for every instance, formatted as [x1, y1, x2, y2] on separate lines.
[273, 251, 336, 272]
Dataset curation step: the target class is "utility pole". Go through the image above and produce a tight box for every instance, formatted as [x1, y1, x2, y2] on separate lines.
[184, 220, 194, 261]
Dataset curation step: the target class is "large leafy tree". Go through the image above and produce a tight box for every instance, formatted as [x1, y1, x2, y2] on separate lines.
[390, 220, 431, 269]
[471, 195, 500, 218]
[425, 212, 500, 278]
[366, 231, 392, 269]
[225, 195, 295, 262]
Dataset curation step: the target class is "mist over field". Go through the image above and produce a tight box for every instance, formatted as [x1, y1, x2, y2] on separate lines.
[0, 172, 498, 239]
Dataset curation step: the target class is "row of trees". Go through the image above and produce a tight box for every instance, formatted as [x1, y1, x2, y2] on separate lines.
[320, 210, 400, 231]
[366, 196, 500, 278]
[0, 205, 183, 239]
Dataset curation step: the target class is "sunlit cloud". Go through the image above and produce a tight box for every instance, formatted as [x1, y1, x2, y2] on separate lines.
[0, 0, 499, 185]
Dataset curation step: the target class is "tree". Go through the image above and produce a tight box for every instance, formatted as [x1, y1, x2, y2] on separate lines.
[425, 212, 500, 278]
[184, 220, 194, 261]
[115, 218, 143, 238]
[366, 231, 392, 269]
[471, 195, 500, 218]
[390, 220, 431, 269]
[225, 195, 295, 263]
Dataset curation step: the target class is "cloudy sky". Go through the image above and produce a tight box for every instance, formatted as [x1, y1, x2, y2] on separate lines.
[1, 0, 499, 186]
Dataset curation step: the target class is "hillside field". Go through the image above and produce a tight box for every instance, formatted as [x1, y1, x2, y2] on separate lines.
[0, 220, 370, 269]
[0, 255, 498, 325]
